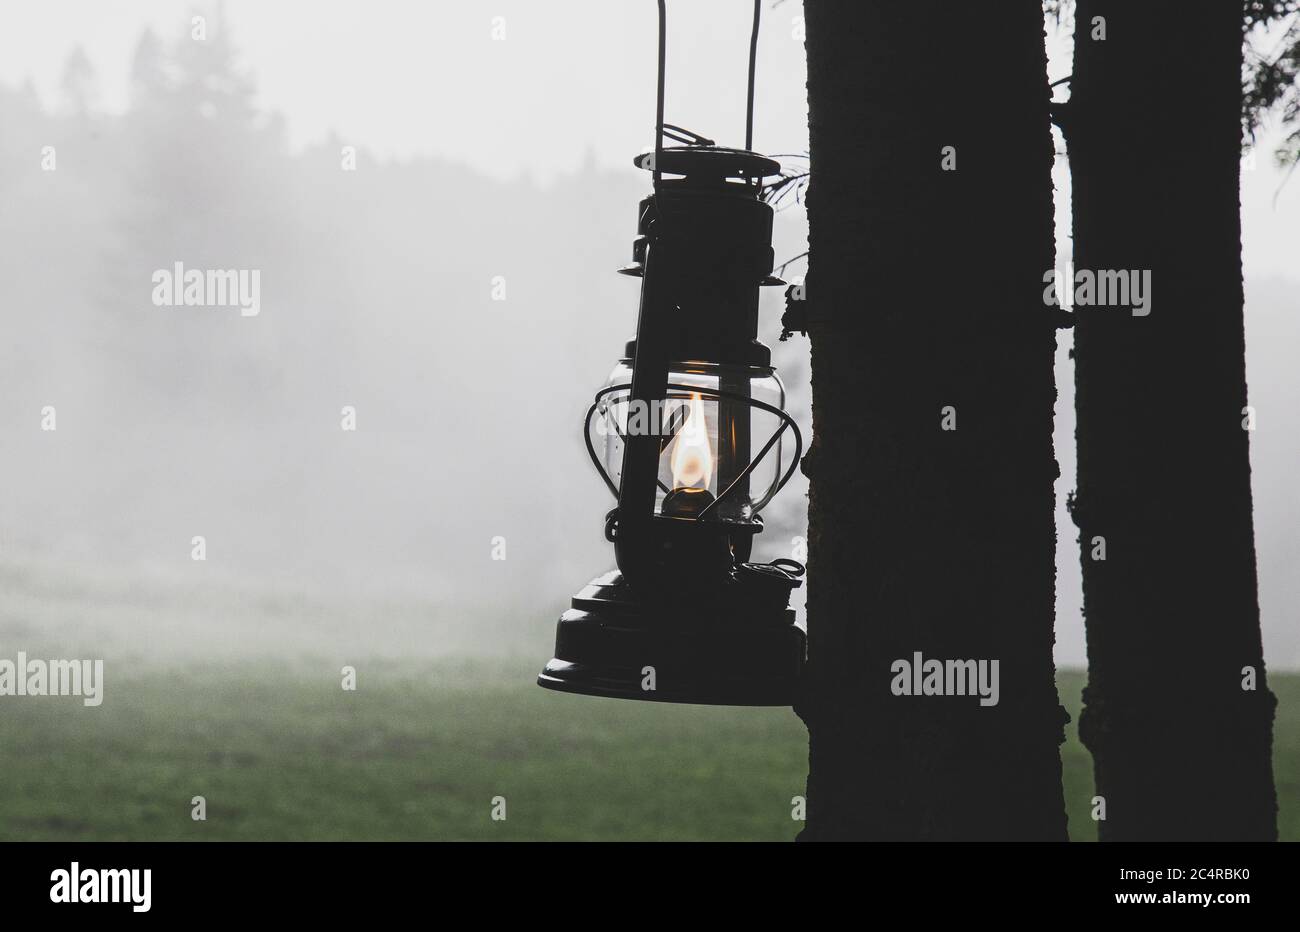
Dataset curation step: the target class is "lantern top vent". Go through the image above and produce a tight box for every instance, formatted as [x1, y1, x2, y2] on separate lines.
[633, 145, 781, 184]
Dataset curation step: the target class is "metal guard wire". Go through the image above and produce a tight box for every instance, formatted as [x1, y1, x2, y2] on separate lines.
[583, 381, 803, 521]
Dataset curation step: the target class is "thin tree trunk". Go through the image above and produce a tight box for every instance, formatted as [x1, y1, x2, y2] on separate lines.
[799, 1, 1068, 840]
[1064, 1, 1278, 840]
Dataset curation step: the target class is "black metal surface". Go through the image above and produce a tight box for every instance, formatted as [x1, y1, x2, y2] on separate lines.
[615, 241, 675, 590]
[635, 146, 781, 181]
[617, 146, 781, 371]
[537, 570, 805, 706]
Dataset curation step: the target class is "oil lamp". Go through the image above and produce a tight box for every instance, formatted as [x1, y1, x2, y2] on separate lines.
[537, 0, 806, 705]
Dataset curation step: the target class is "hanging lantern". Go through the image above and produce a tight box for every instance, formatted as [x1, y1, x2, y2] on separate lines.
[537, 1, 805, 705]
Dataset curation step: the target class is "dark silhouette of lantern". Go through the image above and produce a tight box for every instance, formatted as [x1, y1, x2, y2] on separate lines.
[537, 1, 805, 705]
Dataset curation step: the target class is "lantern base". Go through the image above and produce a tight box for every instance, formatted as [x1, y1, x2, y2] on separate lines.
[537, 570, 805, 706]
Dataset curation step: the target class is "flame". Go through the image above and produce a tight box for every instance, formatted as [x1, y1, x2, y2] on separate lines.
[670, 392, 714, 490]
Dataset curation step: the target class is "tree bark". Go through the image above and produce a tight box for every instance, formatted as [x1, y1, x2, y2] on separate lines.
[799, 1, 1068, 840]
[1064, 1, 1278, 841]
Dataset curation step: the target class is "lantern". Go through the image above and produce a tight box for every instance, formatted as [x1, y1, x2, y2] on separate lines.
[537, 1, 805, 705]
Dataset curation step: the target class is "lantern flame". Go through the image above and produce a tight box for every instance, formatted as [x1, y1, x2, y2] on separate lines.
[670, 392, 714, 490]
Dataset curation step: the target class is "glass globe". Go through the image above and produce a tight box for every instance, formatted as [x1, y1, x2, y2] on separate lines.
[594, 358, 787, 524]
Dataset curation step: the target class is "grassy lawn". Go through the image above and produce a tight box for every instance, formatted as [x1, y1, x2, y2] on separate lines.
[0, 659, 1293, 841]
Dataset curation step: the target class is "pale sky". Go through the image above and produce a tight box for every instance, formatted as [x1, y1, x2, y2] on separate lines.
[0, 0, 811, 181]
[2, 1, 1294, 274]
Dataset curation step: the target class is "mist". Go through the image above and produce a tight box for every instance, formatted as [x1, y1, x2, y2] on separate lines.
[0, 1, 1296, 670]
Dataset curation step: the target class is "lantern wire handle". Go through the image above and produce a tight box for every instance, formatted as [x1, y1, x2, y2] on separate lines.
[653, 0, 763, 183]
[585, 383, 803, 519]
[746, 0, 760, 152]
[585, 399, 689, 498]
[654, 0, 666, 187]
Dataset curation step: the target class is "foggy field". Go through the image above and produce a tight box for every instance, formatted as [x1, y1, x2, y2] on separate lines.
[1, 661, 1294, 842]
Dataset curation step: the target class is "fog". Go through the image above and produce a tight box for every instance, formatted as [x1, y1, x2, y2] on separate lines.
[0, 2, 1295, 668]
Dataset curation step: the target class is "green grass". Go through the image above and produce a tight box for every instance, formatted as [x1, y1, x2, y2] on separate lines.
[0, 660, 1294, 841]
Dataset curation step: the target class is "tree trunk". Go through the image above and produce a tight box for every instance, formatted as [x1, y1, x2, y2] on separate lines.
[1064, 1, 1277, 840]
[798, 1, 1068, 840]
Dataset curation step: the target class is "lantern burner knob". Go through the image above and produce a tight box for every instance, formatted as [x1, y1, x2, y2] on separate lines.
[661, 487, 716, 519]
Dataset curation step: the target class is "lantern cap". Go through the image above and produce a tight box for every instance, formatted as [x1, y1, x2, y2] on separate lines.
[633, 145, 781, 182]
